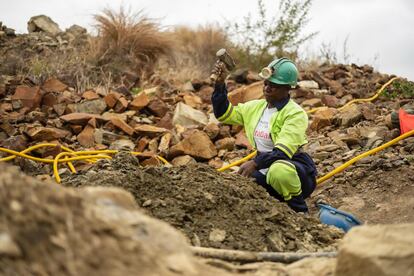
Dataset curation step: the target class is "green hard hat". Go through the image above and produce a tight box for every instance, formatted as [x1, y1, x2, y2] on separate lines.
[259, 58, 298, 88]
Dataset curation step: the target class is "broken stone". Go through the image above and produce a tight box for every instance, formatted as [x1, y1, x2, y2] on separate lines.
[208, 158, 224, 169]
[183, 93, 202, 109]
[169, 131, 217, 160]
[136, 137, 150, 152]
[60, 113, 104, 126]
[147, 98, 169, 117]
[134, 124, 167, 136]
[82, 90, 100, 100]
[104, 92, 122, 108]
[198, 86, 214, 104]
[66, 99, 107, 114]
[26, 127, 70, 141]
[310, 108, 338, 131]
[141, 156, 161, 167]
[321, 95, 339, 107]
[338, 104, 363, 127]
[0, 135, 28, 152]
[298, 80, 319, 90]
[172, 102, 208, 128]
[215, 137, 236, 151]
[11, 86, 42, 111]
[27, 15, 62, 35]
[336, 224, 414, 276]
[109, 139, 135, 151]
[110, 118, 134, 136]
[203, 123, 220, 140]
[94, 129, 129, 145]
[114, 97, 129, 113]
[181, 81, 195, 92]
[171, 155, 197, 166]
[0, 232, 21, 257]
[228, 81, 263, 105]
[235, 130, 252, 149]
[158, 133, 172, 154]
[129, 92, 149, 111]
[42, 78, 68, 93]
[209, 228, 226, 243]
[77, 125, 95, 147]
[302, 98, 322, 108]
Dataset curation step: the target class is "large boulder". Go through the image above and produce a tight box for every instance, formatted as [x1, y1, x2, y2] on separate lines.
[336, 224, 414, 276]
[27, 15, 62, 35]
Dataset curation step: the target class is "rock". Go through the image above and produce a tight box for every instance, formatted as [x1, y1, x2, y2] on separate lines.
[302, 98, 322, 108]
[129, 92, 149, 111]
[310, 108, 338, 131]
[208, 158, 224, 169]
[27, 15, 62, 35]
[94, 129, 129, 145]
[171, 155, 197, 166]
[338, 104, 363, 127]
[316, 144, 340, 152]
[228, 81, 263, 105]
[77, 125, 95, 147]
[183, 93, 202, 109]
[298, 80, 319, 90]
[321, 95, 339, 107]
[0, 135, 28, 152]
[60, 113, 104, 125]
[134, 124, 168, 136]
[104, 92, 122, 108]
[147, 98, 169, 117]
[215, 137, 236, 151]
[42, 78, 68, 93]
[66, 99, 107, 114]
[141, 156, 161, 167]
[198, 86, 214, 104]
[82, 90, 100, 100]
[109, 139, 135, 151]
[110, 118, 134, 136]
[203, 123, 220, 140]
[114, 97, 129, 113]
[209, 229, 226, 243]
[235, 130, 252, 149]
[0, 232, 21, 257]
[158, 133, 172, 154]
[336, 224, 414, 276]
[181, 81, 194, 92]
[169, 131, 217, 160]
[172, 102, 208, 128]
[11, 86, 42, 111]
[156, 113, 174, 130]
[26, 127, 70, 141]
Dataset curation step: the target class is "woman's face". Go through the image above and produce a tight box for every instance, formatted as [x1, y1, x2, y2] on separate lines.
[263, 80, 289, 104]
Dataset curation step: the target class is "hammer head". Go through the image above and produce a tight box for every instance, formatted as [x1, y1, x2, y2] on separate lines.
[216, 48, 235, 70]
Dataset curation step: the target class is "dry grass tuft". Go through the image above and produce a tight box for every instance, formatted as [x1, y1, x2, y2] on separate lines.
[162, 24, 231, 81]
[90, 7, 174, 85]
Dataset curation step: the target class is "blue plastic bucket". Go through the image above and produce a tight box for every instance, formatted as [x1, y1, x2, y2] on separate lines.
[318, 203, 362, 232]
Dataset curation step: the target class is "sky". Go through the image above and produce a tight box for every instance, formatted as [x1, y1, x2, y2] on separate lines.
[1, 0, 413, 80]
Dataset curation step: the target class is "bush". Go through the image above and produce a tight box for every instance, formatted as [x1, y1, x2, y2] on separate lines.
[90, 7, 174, 86]
[228, 0, 317, 70]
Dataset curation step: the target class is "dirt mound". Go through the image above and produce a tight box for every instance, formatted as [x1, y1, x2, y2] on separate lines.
[63, 152, 343, 252]
[0, 163, 225, 276]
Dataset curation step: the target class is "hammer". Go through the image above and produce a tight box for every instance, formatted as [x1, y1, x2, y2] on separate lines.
[210, 48, 236, 82]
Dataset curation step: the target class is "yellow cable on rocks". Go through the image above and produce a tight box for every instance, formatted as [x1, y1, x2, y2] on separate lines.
[316, 128, 414, 185]
[307, 77, 399, 114]
[217, 151, 258, 172]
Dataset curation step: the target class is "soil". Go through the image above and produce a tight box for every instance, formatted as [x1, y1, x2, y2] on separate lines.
[310, 164, 414, 225]
[63, 152, 343, 253]
[0, 163, 233, 276]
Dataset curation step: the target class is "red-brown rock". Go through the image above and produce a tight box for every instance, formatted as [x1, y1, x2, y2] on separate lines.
[169, 130, 217, 160]
[26, 127, 71, 141]
[147, 98, 169, 117]
[104, 92, 122, 108]
[42, 78, 68, 93]
[77, 125, 95, 147]
[82, 90, 100, 100]
[110, 118, 135, 136]
[12, 86, 42, 111]
[114, 97, 129, 113]
[129, 92, 149, 111]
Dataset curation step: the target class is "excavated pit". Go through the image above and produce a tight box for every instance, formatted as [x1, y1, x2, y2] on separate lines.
[63, 152, 343, 252]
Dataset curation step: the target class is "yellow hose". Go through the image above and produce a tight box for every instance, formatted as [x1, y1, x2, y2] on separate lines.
[307, 77, 399, 114]
[317, 128, 414, 185]
[217, 151, 258, 172]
